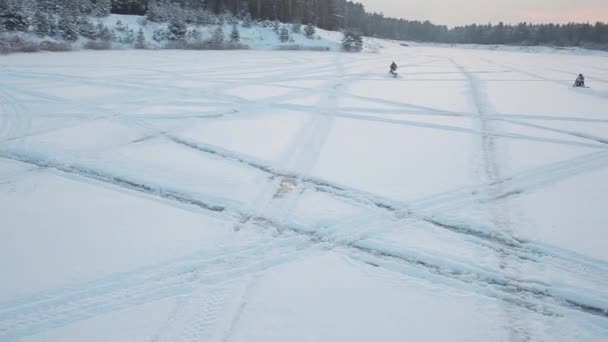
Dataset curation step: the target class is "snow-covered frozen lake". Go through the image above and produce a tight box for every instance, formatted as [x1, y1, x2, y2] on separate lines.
[1, 45, 608, 341]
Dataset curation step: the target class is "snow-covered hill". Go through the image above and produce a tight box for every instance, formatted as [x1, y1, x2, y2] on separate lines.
[1, 14, 384, 54]
[1, 42, 608, 341]
[99, 14, 344, 51]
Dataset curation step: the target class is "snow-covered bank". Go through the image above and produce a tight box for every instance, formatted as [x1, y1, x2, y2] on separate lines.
[1, 14, 384, 54]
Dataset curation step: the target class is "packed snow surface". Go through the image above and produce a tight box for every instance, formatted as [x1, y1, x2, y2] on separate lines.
[1, 42, 608, 342]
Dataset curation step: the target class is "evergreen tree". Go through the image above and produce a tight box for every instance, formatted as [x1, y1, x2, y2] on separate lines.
[227, 12, 238, 25]
[230, 23, 240, 42]
[94, 0, 112, 17]
[33, 11, 51, 37]
[152, 28, 166, 41]
[0, 0, 29, 32]
[167, 18, 187, 41]
[217, 12, 225, 25]
[123, 27, 135, 43]
[58, 7, 79, 41]
[78, 0, 93, 15]
[97, 22, 113, 41]
[210, 24, 224, 46]
[292, 22, 301, 34]
[79, 18, 98, 39]
[146, 0, 167, 22]
[242, 11, 253, 28]
[188, 28, 201, 41]
[36, 0, 60, 14]
[193, 8, 214, 26]
[279, 25, 289, 42]
[134, 27, 146, 48]
[304, 22, 315, 38]
[64, 0, 81, 17]
[114, 19, 126, 32]
[342, 28, 363, 52]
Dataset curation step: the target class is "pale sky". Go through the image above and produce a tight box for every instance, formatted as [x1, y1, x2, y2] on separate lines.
[356, 0, 608, 27]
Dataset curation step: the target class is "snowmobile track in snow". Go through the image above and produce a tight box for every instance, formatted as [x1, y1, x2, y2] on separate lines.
[164, 134, 608, 272]
[2, 49, 608, 340]
[1, 150, 607, 340]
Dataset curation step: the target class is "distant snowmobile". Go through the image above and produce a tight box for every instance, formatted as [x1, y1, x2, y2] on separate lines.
[389, 61, 398, 78]
[573, 74, 587, 88]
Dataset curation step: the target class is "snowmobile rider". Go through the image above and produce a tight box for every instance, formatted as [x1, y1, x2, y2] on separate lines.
[574, 74, 585, 87]
[390, 61, 398, 74]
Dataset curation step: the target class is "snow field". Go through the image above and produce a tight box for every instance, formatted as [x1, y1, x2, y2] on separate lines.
[1, 44, 608, 341]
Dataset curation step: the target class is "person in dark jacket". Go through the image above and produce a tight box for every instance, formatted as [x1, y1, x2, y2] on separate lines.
[574, 74, 585, 87]
[389, 61, 398, 76]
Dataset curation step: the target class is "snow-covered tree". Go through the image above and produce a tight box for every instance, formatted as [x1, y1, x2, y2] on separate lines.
[93, 0, 111, 17]
[279, 25, 290, 42]
[342, 29, 363, 52]
[227, 12, 238, 25]
[152, 28, 166, 42]
[134, 28, 146, 48]
[114, 19, 126, 32]
[78, 0, 93, 15]
[64, 0, 81, 17]
[304, 22, 315, 38]
[230, 23, 240, 42]
[292, 22, 302, 34]
[33, 11, 51, 37]
[58, 6, 80, 41]
[167, 18, 186, 41]
[0, 0, 29, 32]
[217, 13, 225, 26]
[36, 0, 60, 14]
[59, 16, 80, 42]
[97, 22, 113, 41]
[187, 28, 201, 41]
[20, 0, 37, 19]
[79, 18, 98, 39]
[193, 8, 214, 26]
[242, 12, 253, 28]
[146, 0, 167, 22]
[272, 20, 280, 33]
[210, 24, 224, 46]
[122, 27, 135, 43]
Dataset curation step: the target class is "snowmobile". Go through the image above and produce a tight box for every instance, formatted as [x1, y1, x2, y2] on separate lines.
[573, 74, 588, 88]
[389, 62, 399, 78]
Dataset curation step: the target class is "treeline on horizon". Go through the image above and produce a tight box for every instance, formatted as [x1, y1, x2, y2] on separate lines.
[2, 0, 607, 48]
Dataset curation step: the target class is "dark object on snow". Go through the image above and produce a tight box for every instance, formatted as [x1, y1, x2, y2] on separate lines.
[574, 74, 586, 87]
[389, 61, 398, 77]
